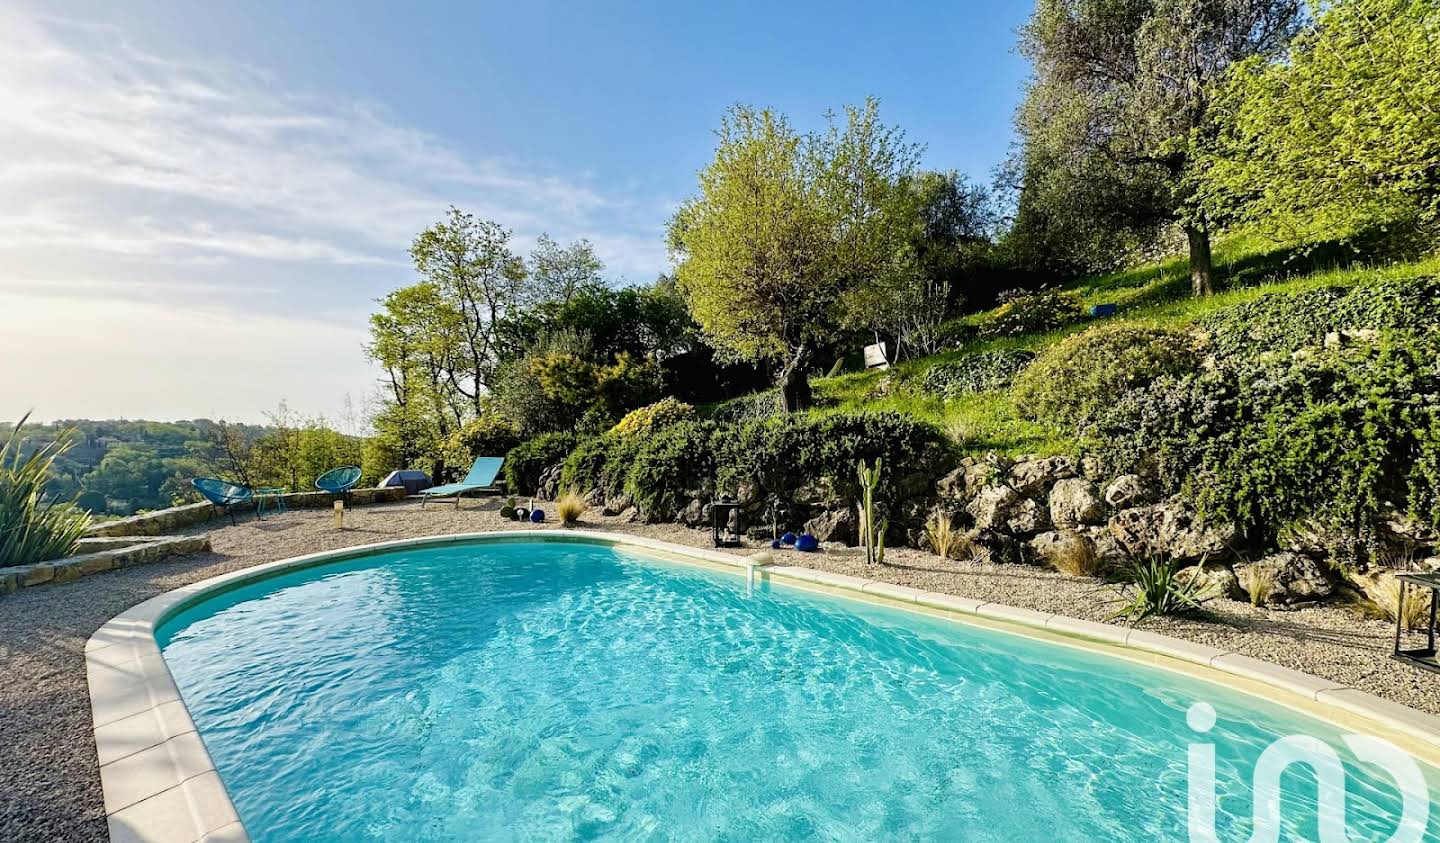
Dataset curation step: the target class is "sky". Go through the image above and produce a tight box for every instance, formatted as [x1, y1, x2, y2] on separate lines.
[0, 0, 1033, 426]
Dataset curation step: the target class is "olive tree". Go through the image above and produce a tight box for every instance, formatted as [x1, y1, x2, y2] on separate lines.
[667, 99, 920, 410]
[1015, 0, 1303, 295]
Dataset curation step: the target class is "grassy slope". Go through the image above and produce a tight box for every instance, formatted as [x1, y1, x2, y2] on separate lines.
[806, 233, 1440, 458]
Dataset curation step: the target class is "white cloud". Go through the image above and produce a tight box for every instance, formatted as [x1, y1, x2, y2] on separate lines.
[0, 6, 672, 422]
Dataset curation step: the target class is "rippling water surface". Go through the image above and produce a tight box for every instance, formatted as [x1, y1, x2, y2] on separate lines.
[157, 540, 1438, 841]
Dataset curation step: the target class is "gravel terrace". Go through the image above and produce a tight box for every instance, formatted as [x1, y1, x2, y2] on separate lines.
[3, 496, 1438, 841]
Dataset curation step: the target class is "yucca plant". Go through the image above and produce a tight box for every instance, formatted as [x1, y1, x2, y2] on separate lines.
[1110, 554, 1209, 625]
[1, 414, 91, 567]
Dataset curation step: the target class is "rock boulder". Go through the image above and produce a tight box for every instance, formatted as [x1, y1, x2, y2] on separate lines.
[1235, 552, 1336, 607]
[1048, 478, 1105, 527]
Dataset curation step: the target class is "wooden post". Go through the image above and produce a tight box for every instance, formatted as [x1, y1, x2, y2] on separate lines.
[333, 500, 344, 529]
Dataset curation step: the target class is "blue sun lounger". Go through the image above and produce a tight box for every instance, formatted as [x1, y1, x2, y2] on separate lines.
[419, 457, 504, 508]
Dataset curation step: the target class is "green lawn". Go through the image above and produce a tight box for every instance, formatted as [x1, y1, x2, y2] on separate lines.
[795, 232, 1440, 459]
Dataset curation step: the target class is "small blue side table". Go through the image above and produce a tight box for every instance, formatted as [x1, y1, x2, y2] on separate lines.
[254, 487, 288, 518]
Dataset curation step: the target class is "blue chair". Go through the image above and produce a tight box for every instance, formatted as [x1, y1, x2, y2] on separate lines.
[192, 478, 257, 525]
[315, 465, 363, 503]
[419, 457, 504, 509]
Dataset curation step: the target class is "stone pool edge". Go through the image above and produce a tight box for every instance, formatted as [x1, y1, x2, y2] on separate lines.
[86, 529, 1440, 843]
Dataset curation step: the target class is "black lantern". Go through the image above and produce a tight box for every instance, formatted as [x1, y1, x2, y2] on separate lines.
[711, 495, 742, 548]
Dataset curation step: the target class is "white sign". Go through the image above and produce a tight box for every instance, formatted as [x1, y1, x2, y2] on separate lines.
[863, 342, 889, 370]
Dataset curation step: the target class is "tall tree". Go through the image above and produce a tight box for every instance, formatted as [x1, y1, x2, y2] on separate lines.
[845, 171, 998, 361]
[1015, 0, 1303, 295]
[528, 234, 604, 306]
[1199, 0, 1440, 248]
[409, 207, 527, 409]
[668, 99, 920, 410]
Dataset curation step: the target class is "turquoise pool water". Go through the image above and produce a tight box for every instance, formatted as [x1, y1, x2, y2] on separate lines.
[157, 539, 1438, 841]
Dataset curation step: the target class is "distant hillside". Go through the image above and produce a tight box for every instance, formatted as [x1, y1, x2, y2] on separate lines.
[7, 418, 268, 516]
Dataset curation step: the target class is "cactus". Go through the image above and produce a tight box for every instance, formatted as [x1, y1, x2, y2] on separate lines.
[857, 458, 887, 566]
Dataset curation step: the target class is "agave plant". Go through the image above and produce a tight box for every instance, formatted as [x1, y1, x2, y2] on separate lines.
[1, 414, 91, 567]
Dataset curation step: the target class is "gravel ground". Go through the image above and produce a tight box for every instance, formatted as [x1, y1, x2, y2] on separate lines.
[3, 496, 1437, 841]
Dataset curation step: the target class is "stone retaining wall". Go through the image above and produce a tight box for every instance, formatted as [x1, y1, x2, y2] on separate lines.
[85, 486, 405, 537]
[1, 535, 211, 595]
[2, 487, 407, 597]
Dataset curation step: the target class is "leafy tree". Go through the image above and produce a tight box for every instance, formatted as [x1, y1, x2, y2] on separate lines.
[82, 443, 169, 511]
[408, 207, 527, 408]
[1199, 0, 1440, 248]
[1014, 0, 1303, 294]
[528, 234, 603, 306]
[668, 99, 921, 410]
[845, 170, 997, 360]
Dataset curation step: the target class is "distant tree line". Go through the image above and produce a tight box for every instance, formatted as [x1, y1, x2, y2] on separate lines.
[11, 404, 362, 517]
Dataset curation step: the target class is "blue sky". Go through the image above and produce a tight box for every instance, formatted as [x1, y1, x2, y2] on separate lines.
[0, 1, 1032, 424]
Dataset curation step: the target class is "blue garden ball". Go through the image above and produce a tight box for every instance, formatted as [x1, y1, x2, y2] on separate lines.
[780, 532, 798, 545]
[770, 539, 782, 550]
[795, 534, 819, 552]
[530, 509, 545, 523]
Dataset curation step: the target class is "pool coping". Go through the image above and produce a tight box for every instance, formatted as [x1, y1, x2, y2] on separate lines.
[87, 529, 1440, 842]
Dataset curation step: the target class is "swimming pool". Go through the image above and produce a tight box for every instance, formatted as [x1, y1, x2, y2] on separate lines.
[149, 536, 1437, 841]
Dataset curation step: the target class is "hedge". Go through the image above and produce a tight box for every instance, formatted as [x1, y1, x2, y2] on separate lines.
[504, 432, 576, 495]
[921, 350, 1036, 398]
[1097, 330, 1440, 565]
[1198, 276, 1440, 359]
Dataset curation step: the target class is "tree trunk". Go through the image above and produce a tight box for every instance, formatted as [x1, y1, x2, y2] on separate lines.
[779, 347, 813, 412]
[1186, 222, 1214, 297]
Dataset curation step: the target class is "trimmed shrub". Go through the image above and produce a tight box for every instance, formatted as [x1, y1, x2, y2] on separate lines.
[921, 350, 1036, 398]
[558, 433, 641, 499]
[610, 397, 695, 438]
[978, 288, 1085, 339]
[1013, 324, 1201, 433]
[716, 412, 953, 505]
[504, 432, 576, 495]
[625, 421, 718, 519]
[1198, 276, 1440, 360]
[709, 389, 784, 424]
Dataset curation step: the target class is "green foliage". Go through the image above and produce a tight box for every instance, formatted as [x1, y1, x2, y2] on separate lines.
[1012, 0, 1303, 291]
[978, 289, 1085, 339]
[504, 433, 576, 495]
[1200, 0, 1440, 247]
[708, 389, 785, 425]
[559, 434, 642, 499]
[1013, 324, 1201, 432]
[1099, 331, 1440, 560]
[715, 412, 953, 504]
[921, 351, 1036, 398]
[532, 352, 600, 408]
[624, 422, 718, 519]
[1, 416, 90, 566]
[668, 98, 922, 405]
[1197, 277, 1440, 360]
[611, 397, 696, 438]
[592, 353, 664, 422]
[1110, 556, 1210, 625]
[442, 413, 521, 470]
